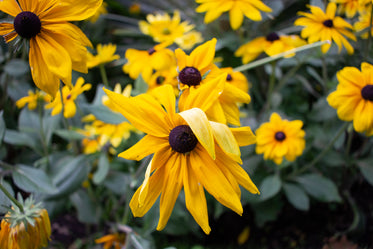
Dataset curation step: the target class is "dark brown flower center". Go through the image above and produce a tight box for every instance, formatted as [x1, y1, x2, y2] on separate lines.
[275, 131, 286, 141]
[266, 32, 280, 42]
[178, 67, 202, 86]
[226, 74, 233, 81]
[169, 125, 198, 153]
[148, 48, 156, 55]
[361, 84, 373, 101]
[323, 19, 333, 28]
[156, 76, 165, 85]
[14, 11, 41, 39]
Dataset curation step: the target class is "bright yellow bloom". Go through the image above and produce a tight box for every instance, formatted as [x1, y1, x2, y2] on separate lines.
[195, 0, 271, 30]
[45, 77, 92, 118]
[175, 38, 251, 126]
[235, 32, 306, 64]
[327, 62, 373, 136]
[294, 2, 356, 54]
[145, 66, 179, 93]
[331, 0, 365, 18]
[104, 84, 258, 234]
[354, 5, 373, 38]
[95, 233, 126, 249]
[255, 113, 306, 165]
[88, 1, 108, 23]
[87, 43, 120, 68]
[123, 43, 176, 82]
[175, 30, 204, 50]
[220, 67, 250, 94]
[16, 89, 51, 110]
[0, 0, 102, 97]
[139, 10, 195, 45]
[0, 201, 51, 249]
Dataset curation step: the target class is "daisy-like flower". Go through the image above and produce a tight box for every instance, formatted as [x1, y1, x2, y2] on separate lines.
[294, 2, 356, 54]
[16, 89, 51, 110]
[0, 0, 102, 97]
[0, 197, 51, 249]
[175, 38, 251, 126]
[103, 84, 258, 234]
[145, 66, 179, 93]
[95, 232, 126, 249]
[45, 77, 92, 118]
[235, 32, 306, 63]
[354, 5, 373, 38]
[175, 30, 204, 50]
[327, 62, 373, 136]
[87, 1, 108, 23]
[220, 67, 250, 94]
[139, 10, 195, 45]
[195, 0, 272, 30]
[331, 0, 364, 18]
[255, 113, 306, 165]
[87, 43, 120, 69]
[123, 43, 176, 82]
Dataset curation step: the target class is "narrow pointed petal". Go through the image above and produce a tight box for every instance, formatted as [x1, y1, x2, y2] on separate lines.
[148, 85, 175, 115]
[230, 127, 256, 146]
[0, 0, 21, 17]
[118, 135, 169, 160]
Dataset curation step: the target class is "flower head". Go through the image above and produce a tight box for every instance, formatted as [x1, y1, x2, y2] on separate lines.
[354, 5, 373, 38]
[327, 62, 373, 136]
[103, 84, 258, 234]
[255, 113, 306, 165]
[87, 1, 108, 23]
[331, 0, 365, 18]
[16, 89, 51, 110]
[294, 2, 356, 54]
[95, 232, 126, 249]
[0, 197, 51, 249]
[45, 77, 92, 118]
[235, 33, 306, 64]
[145, 66, 179, 93]
[0, 0, 103, 97]
[87, 43, 120, 69]
[175, 30, 204, 50]
[195, 0, 272, 30]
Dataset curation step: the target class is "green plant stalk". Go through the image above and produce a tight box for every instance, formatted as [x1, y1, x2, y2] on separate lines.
[233, 41, 328, 72]
[0, 182, 24, 213]
[263, 61, 277, 113]
[99, 64, 110, 88]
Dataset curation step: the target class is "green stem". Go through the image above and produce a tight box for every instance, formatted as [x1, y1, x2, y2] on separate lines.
[264, 61, 277, 112]
[99, 64, 109, 88]
[233, 41, 328, 72]
[0, 183, 24, 213]
[274, 59, 304, 93]
[321, 54, 328, 88]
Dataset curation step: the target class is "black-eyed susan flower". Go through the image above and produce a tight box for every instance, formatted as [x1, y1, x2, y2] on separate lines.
[95, 232, 126, 249]
[123, 43, 176, 82]
[145, 66, 179, 93]
[331, 0, 365, 18]
[0, 197, 51, 249]
[354, 5, 373, 38]
[16, 89, 51, 110]
[294, 2, 356, 54]
[103, 84, 258, 234]
[220, 67, 250, 94]
[87, 43, 120, 69]
[235, 32, 306, 64]
[255, 113, 306, 165]
[0, 0, 102, 97]
[45, 77, 92, 118]
[327, 62, 373, 136]
[175, 30, 204, 50]
[195, 0, 272, 30]
[175, 38, 251, 125]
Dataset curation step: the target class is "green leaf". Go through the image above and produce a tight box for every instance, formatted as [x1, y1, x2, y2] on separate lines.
[0, 111, 5, 146]
[259, 175, 282, 201]
[81, 104, 127, 124]
[103, 171, 130, 195]
[70, 189, 100, 224]
[4, 59, 29, 76]
[12, 164, 57, 194]
[93, 153, 110, 184]
[132, 75, 148, 95]
[283, 183, 310, 211]
[295, 174, 342, 202]
[357, 159, 373, 187]
[42, 114, 61, 145]
[0, 181, 14, 213]
[4, 129, 41, 153]
[54, 129, 87, 140]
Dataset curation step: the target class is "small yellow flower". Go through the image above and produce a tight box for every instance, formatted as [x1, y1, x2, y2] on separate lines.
[331, 0, 365, 18]
[235, 33, 306, 64]
[95, 232, 126, 249]
[256, 113, 306, 165]
[87, 43, 120, 69]
[145, 66, 179, 93]
[195, 0, 272, 30]
[294, 2, 356, 54]
[175, 30, 204, 50]
[354, 5, 373, 38]
[88, 2, 108, 23]
[16, 89, 51, 110]
[220, 67, 250, 94]
[122, 43, 176, 82]
[327, 62, 373, 136]
[45, 77, 92, 118]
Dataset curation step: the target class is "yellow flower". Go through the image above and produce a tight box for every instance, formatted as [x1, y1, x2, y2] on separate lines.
[195, 0, 271, 30]
[95, 233, 126, 249]
[331, 0, 365, 18]
[327, 62, 373, 136]
[294, 2, 356, 54]
[102, 83, 132, 112]
[103, 84, 258, 234]
[45, 77, 92, 118]
[235, 33, 306, 64]
[0, 0, 102, 97]
[175, 30, 204, 50]
[175, 38, 251, 125]
[129, 3, 141, 15]
[87, 43, 120, 69]
[139, 10, 195, 45]
[122, 43, 176, 82]
[16, 89, 51, 110]
[255, 113, 306, 165]
[87, 1, 108, 23]
[145, 66, 179, 93]
[354, 5, 373, 38]
[220, 67, 250, 94]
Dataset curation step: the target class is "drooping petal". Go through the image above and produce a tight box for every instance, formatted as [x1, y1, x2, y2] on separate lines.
[118, 135, 169, 160]
[230, 126, 256, 146]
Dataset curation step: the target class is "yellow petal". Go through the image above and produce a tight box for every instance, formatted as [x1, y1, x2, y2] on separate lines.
[229, 7, 244, 30]
[0, 0, 21, 17]
[190, 38, 216, 70]
[230, 126, 256, 146]
[118, 135, 169, 160]
[148, 84, 175, 115]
